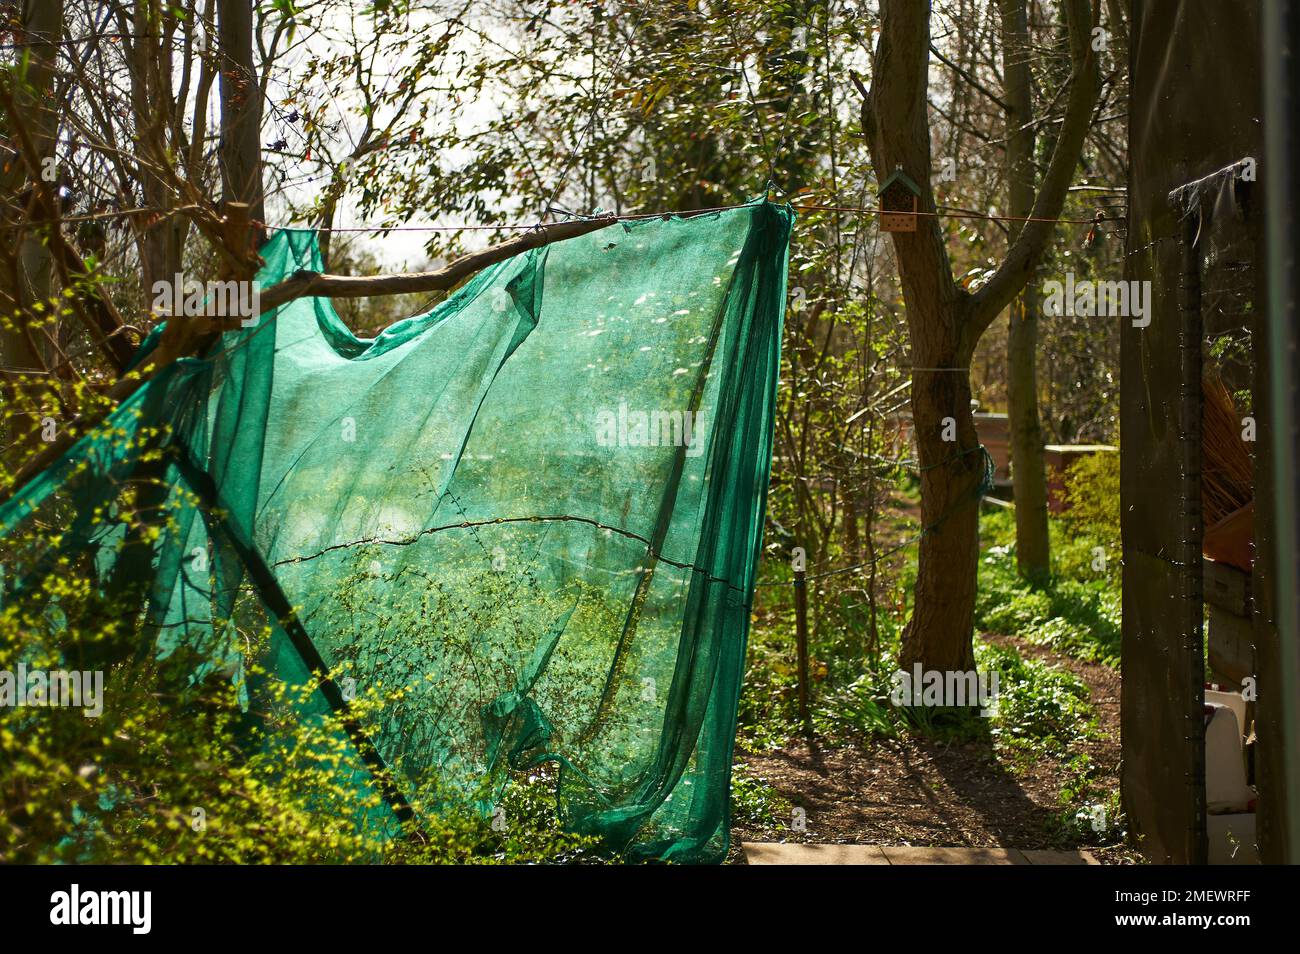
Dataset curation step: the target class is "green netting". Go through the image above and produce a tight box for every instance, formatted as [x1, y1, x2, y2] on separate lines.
[0, 198, 793, 863]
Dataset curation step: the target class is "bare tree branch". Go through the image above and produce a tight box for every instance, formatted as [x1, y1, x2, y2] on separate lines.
[966, 0, 1099, 341]
[929, 42, 1010, 112]
[257, 216, 618, 315]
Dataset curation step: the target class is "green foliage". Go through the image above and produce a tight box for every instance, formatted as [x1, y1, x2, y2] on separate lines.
[1, 620, 373, 863]
[1061, 450, 1121, 546]
[1055, 785, 1128, 849]
[814, 669, 900, 741]
[740, 556, 914, 751]
[0, 601, 608, 864]
[388, 770, 609, 865]
[977, 562, 1055, 634]
[976, 510, 1121, 665]
[743, 503, 1120, 754]
[729, 763, 790, 829]
[976, 640, 1095, 760]
[736, 631, 803, 751]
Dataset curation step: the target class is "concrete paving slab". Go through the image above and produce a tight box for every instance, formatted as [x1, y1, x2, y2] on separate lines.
[1021, 849, 1100, 865]
[743, 842, 1102, 865]
[743, 843, 890, 865]
[879, 845, 1028, 865]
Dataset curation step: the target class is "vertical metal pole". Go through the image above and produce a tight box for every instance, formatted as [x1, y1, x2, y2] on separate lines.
[794, 566, 810, 728]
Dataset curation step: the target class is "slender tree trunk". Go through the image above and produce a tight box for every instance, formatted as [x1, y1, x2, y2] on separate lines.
[218, 0, 264, 222]
[1, 0, 63, 376]
[129, 2, 182, 298]
[844, 495, 860, 555]
[317, 172, 344, 271]
[1007, 281, 1051, 576]
[1000, 0, 1051, 578]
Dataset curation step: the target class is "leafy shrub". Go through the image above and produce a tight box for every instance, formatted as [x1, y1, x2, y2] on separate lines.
[1061, 449, 1120, 543]
[0, 507, 611, 864]
[736, 635, 801, 751]
[0, 619, 609, 864]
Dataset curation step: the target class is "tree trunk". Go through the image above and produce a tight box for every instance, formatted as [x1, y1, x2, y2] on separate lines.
[844, 494, 860, 556]
[860, 0, 979, 672]
[859, 0, 1097, 670]
[1, 0, 63, 377]
[999, 0, 1051, 578]
[903, 340, 982, 674]
[129, 2, 182, 298]
[218, 0, 264, 221]
[1007, 281, 1051, 577]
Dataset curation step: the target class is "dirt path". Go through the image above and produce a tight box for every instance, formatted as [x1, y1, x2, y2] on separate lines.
[730, 632, 1134, 863]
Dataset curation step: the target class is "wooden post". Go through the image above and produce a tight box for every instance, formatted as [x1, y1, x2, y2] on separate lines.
[794, 564, 810, 728]
[1174, 188, 1208, 865]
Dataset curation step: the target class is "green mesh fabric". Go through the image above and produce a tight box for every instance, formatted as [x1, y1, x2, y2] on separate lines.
[0, 199, 793, 863]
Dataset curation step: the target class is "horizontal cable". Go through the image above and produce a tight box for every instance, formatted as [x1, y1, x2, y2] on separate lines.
[0, 199, 1117, 234]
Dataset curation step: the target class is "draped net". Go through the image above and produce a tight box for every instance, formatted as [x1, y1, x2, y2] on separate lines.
[0, 199, 793, 863]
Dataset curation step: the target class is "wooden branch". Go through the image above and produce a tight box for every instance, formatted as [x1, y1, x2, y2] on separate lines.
[930, 43, 1011, 112]
[966, 0, 1099, 340]
[1, 215, 619, 502]
[51, 233, 137, 371]
[257, 216, 618, 316]
[0, 78, 134, 373]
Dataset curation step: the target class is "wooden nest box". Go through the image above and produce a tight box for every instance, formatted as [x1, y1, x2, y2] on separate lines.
[878, 167, 921, 232]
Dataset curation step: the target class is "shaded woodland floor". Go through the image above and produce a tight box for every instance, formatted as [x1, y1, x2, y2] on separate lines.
[729, 631, 1137, 864]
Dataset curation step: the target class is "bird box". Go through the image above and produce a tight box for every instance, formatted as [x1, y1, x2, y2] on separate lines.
[878, 167, 921, 232]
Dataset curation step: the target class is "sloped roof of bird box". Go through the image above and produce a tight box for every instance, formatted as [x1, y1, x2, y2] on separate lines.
[878, 168, 922, 197]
